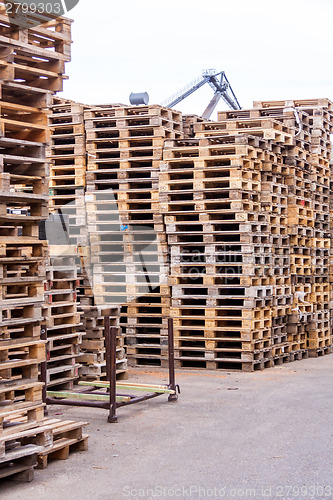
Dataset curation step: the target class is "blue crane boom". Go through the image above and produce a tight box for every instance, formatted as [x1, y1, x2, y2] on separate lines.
[161, 69, 241, 119]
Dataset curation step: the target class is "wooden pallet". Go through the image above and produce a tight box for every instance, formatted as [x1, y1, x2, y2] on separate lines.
[78, 304, 128, 381]
[0, 4, 72, 92]
[0, 452, 38, 483]
[0, 422, 53, 462]
[36, 419, 89, 469]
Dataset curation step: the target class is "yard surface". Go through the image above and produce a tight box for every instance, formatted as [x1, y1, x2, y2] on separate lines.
[2, 356, 333, 499]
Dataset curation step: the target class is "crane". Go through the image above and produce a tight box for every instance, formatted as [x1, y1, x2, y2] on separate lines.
[161, 69, 241, 119]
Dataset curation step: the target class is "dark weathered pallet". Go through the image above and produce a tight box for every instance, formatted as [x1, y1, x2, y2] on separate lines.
[0, 453, 38, 483]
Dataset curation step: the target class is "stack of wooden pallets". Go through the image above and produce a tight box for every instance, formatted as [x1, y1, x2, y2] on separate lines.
[45, 96, 333, 373]
[46, 97, 95, 385]
[79, 305, 127, 380]
[43, 245, 82, 390]
[160, 135, 276, 371]
[47, 97, 88, 247]
[0, 6, 88, 483]
[84, 104, 182, 368]
[330, 145, 333, 317]
[0, 3, 71, 93]
[250, 99, 332, 358]
[35, 92, 333, 376]
[194, 116, 297, 365]
[46, 101, 129, 380]
[46, 97, 94, 328]
[44, 97, 333, 373]
[159, 99, 333, 371]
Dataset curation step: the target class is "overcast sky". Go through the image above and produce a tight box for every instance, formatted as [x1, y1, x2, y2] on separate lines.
[62, 0, 333, 118]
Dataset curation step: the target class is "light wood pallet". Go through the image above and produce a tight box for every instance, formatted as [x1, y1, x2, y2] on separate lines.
[194, 117, 294, 144]
[84, 104, 183, 140]
[182, 114, 204, 138]
[0, 3, 72, 93]
[36, 419, 89, 469]
[0, 419, 52, 483]
[0, 417, 88, 481]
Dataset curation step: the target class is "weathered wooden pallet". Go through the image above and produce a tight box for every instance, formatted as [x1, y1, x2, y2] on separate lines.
[0, 259, 46, 282]
[0, 382, 45, 437]
[0, 421, 53, 462]
[127, 355, 169, 368]
[46, 363, 80, 387]
[174, 353, 274, 372]
[0, 279, 45, 303]
[0, 17, 71, 92]
[126, 344, 169, 359]
[0, 452, 38, 483]
[79, 356, 127, 376]
[84, 105, 182, 134]
[36, 419, 89, 469]
[0, 338, 46, 386]
[194, 119, 294, 145]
